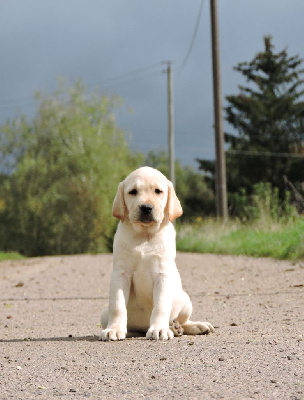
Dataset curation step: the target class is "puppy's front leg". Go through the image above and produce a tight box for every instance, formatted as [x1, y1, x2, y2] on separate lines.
[100, 270, 130, 341]
[146, 275, 174, 340]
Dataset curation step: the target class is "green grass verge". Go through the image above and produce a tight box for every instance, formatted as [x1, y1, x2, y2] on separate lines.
[176, 217, 304, 260]
[0, 252, 25, 262]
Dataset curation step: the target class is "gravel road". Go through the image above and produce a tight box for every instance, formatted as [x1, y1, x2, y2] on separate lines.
[0, 253, 303, 399]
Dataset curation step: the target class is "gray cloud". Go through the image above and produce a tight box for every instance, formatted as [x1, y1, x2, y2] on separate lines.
[1, 0, 304, 168]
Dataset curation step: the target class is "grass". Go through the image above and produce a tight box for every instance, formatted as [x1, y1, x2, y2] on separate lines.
[176, 217, 304, 260]
[0, 252, 25, 262]
[1, 215, 303, 262]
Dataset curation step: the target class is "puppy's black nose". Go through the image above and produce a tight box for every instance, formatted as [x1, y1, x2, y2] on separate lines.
[140, 204, 153, 214]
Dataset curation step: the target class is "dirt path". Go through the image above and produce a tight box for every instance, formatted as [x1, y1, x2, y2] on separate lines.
[0, 253, 303, 399]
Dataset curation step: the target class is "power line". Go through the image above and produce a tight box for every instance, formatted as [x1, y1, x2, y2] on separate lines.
[226, 149, 304, 158]
[0, 95, 37, 107]
[0, 98, 37, 110]
[128, 139, 214, 153]
[0, 63, 163, 110]
[101, 70, 161, 90]
[226, 133, 304, 145]
[179, 0, 205, 72]
[90, 62, 162, 88]
[127, 137, 304, 160]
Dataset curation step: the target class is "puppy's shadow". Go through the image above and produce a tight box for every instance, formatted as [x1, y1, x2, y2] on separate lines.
[0, 335, 99, 343]
[0, 332, 146, 343]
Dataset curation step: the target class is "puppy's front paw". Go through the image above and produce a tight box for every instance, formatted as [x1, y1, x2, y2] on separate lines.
[99, 328, 126, 341]
[146, 327, 174, 341]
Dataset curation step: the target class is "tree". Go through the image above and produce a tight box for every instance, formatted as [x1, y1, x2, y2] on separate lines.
[198, 36, 304, 200]
[0, 80, 141, 256]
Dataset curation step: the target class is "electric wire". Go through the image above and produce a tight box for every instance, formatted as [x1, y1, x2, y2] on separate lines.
[101, 70, 162, 90]
[226, 149, 304, 158]
[0, 63, 163, 110]
[88, 62, 162, 89]
[178, 0, 205, 72]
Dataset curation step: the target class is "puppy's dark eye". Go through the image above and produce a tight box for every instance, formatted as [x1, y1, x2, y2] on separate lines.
[155, 188, 163, 195]
[129, 189, 138, 196]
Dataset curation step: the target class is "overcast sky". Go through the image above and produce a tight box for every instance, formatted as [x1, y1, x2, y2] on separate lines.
[1, 0, 304, 169]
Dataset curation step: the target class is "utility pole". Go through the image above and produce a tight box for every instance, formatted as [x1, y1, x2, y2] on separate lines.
[210, 0, 228, 221]
[163, 61, 175, 186]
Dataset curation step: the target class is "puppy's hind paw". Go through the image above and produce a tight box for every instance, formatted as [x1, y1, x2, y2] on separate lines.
[170, 319, 184, 337]
[197, 321, 215, 334]
[182, 321, 215, 336]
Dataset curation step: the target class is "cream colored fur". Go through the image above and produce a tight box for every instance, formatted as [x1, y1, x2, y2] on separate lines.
[100, 166, 214, 341]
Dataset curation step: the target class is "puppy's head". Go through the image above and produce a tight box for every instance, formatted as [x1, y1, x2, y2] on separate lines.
[112, 166, 182, 234]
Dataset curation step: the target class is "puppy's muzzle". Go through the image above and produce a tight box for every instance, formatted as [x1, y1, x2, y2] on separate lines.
[138, 204, 155, 223]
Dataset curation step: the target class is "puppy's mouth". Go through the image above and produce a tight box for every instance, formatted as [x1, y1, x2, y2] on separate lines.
[137, 218, 156, 225]
[137, 204, 157, 225]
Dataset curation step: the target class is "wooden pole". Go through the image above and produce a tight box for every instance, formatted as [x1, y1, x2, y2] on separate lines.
[210, 0, 228, 220]
[163, 61, 175, 186]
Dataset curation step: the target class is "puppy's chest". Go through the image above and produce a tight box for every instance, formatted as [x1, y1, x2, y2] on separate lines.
[119, 238, 169, 260]
[131, 264, 154, 301]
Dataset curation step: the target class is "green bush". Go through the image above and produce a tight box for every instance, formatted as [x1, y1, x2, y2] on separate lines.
[177, 182, 303, 260]
[229, 182, 297, 224]
[0, 80, 142, 256]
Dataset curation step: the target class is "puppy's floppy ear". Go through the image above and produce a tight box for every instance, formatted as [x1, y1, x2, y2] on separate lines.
[166, 180, 183, 222]
[112, 182, 127, 222]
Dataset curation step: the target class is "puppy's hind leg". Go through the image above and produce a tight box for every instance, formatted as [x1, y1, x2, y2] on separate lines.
[172, 290, 215, 336]
[169, 290, 192, 337]
[182, 320, 215, 335]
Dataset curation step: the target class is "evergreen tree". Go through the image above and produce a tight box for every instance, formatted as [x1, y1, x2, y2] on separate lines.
[198, 36, 304, 198]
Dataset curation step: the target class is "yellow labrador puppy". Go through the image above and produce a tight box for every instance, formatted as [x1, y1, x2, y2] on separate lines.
[100, 166, 214, 341]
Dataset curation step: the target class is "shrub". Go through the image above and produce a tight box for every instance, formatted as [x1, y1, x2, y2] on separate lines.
[0, 80, 142, 256]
